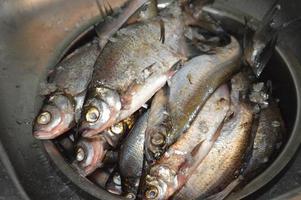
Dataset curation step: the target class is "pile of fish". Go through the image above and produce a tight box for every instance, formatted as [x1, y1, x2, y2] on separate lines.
[33, 0, 286, 199]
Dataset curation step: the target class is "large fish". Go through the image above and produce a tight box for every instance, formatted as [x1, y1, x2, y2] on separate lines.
[79, 10, 188, 138]
[142, 84, 230, 200]
[119, 112, 149, 199]
[33, 42, 100, 139]
[175, 75, 254, 200]
[167, 36, 241, 147]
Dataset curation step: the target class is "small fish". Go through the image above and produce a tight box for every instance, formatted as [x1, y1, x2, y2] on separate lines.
[74, 120, 129, 176]
[33, 42, 100, 139]
[243, 0, 281, 77]
[142, 84, 230, 200]
[144, 87, 171, 163]
[80, 11, 188, 138]
[167, 36, 241, 147]
[175, 78, 254, 200]
[119, 112, 149, 199]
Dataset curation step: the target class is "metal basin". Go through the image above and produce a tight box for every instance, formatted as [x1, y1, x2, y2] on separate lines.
[0, 0, 300, 199]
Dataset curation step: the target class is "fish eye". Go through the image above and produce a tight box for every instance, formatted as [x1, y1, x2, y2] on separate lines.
[37, 111, 52, 125]
[145, 186, 159, 199]
[110, 122, 125, 135]
[76, 147, 86, 162]
[151, 132, 166, 147]
[85, 107, 100, 123]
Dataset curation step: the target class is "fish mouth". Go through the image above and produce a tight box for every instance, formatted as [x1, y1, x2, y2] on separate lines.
[33, 95, 74, 140]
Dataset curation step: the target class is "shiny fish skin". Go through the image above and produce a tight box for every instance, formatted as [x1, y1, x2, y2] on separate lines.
[33, 42, 100, 139]
[167, 36, 241, 146]
[144, 87, 171, 163]
[176, 86, 253, 200]
[143, 84, 230, 200]
[80, 14, 187, 138]
[119, 112, 149, 198]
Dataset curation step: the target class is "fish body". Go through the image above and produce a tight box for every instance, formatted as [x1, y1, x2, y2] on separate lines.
[167, 36, 241, 145]
[33, 42, 100, 139]
[243, 100, 285, 179]
[143, 84, 230, 200]
[175, 76, 254, 200]
[119, 112, 149, 198]
[80, 13, 188, 137]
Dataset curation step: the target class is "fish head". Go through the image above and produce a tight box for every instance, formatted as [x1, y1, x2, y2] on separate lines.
[146, 126, 168, 161]
[33, 94, 74, 139]
[74, 136, 107, 176]
[80, 87, 121, 137]
[144, 165, 176, 200]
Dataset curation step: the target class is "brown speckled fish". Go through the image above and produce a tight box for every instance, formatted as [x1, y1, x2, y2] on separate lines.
[175, 75, 254, 200]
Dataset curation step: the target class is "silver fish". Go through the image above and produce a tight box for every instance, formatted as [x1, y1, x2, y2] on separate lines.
[80, 11, 188, 138]
[119, 112, 149, 199]
[33, 42, 100, 139]
[143, 84, 230, 200]
[167, 36, 241, 147]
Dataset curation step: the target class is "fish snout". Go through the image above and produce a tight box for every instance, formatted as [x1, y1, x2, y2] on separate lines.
[74, 136, 107, 176]
[33, 94, 74, 139]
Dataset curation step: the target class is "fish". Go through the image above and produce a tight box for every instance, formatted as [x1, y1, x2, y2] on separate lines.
[119, 111, 149, 199]
[142, 84, 230, 200]
[167, 36, 241, 147]
[200, 100, 285, 200]
[144, 87, 171, 163]
[175, 76, 254, 200]
[80, 10, 188, 138]
[243, 100, 285, 179]
[74, 120, 129, 176]
[243, 0, 281, 77]
[33, 42, 100, 139]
